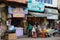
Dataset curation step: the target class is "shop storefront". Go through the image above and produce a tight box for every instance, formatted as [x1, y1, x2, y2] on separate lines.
[45, 8, 59, 28]
[27, 17, 46, 25]
[47, 15, 58, 28]
[8, 6, 28, 27]
[7, 5, 28, 39]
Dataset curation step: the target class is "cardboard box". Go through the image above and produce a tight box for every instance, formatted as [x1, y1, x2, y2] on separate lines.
[8, 33, 17, 40]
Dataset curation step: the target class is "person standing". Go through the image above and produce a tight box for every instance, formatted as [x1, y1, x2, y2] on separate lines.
[40, 28, 46, 38]
[32, 25, 37, 38]
[28, 24, 33, 37]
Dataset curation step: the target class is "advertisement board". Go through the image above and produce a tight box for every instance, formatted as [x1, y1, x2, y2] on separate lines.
[45, 8, 58, 14]
[47, 15, 58, 19]
[8, 6, 28, 14]
[13, 13, 25, 18]
[13, 8, 25, 18]
[28, 0, 45, 12]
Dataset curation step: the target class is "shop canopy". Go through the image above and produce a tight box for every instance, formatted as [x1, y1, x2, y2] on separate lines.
[45, 8, 58, 15]
[6, 0, 28, 4]
[29, 12, 54, 17]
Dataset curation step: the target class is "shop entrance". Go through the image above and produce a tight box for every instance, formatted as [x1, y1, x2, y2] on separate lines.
[27, 17, 46, 25]
[11, 18, 24, 27]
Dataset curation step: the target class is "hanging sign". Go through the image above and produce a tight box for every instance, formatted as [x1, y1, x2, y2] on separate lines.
[45, 8, 58, 14]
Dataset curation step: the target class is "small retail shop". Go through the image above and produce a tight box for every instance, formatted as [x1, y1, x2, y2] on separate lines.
[27, 17, 47, 25]
[45, 8, 59, 28]
[7, 4, 28, 39]
[27, 0, 45, 26]
[28, 7, 59, 29]
[28, 12, 49, 28]
[5, 0, 28, 39]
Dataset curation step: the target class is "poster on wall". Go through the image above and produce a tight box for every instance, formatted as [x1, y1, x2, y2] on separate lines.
[28, 0, 45, 12]
[13, 8, 25, 18]
[16, 28, 23, 37]
[23, 7, 28, 16]
[8, 6, 13, 14]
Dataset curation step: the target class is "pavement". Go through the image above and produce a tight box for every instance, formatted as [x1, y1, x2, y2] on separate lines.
[3, 34, 60, 40]
[17, 37, 60, 40]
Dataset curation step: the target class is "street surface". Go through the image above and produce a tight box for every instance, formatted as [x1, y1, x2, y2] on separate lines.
[17, 37, 60, 40]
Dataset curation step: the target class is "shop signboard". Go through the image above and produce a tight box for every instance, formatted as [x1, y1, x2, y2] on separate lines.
[45, 8, 58, 14]
[13, 13, 25, 18]
[8, 6, 27, 17]
[29, 12, 53, 17]
[6, 0, 28, 4]
[28, 0, 45, 12]
[13, 8, 25, 18]
[47, 15, 58, 19]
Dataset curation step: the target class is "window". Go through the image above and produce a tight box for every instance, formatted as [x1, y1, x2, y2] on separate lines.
[50, 0, 52, 4]
[48, 0, 51, 4]
[35, 0, 52, 4]
[40, 0, 42, 2]
[44, 0, 47, 3]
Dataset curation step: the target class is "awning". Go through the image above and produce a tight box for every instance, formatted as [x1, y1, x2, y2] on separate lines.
[6, 0, 28, 4]
[29, 12, 55, 17]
